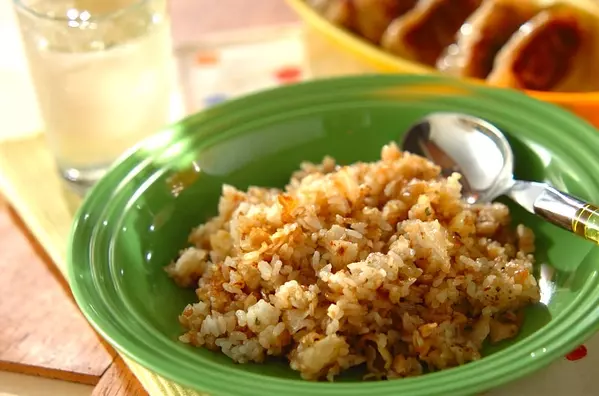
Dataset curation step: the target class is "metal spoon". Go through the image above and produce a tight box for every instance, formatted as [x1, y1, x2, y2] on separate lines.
[401, 112, 599, 244]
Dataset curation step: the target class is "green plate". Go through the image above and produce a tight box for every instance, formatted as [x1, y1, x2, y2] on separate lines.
[68, 75, 599, 396]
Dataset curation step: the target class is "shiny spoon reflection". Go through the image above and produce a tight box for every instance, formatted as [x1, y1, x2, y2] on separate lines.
[401, 112, 599, 245]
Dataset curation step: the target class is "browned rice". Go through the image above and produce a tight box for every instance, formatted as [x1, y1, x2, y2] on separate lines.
[165, 142, 540, 381]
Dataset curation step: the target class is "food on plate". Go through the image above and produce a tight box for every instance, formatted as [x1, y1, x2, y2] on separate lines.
[381, 0, 483, 66]
[486, 3, 596, 91]
[306, 0, 599, 92]
[307, 0, 354, 30]
[307, 0, 419, 43]
[353, 0, 419, 43]
[437, 0, 540, 79]
[166, 143, 541, 381]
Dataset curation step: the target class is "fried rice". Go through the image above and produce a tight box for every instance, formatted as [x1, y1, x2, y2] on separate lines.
[165, 142, 540, 381]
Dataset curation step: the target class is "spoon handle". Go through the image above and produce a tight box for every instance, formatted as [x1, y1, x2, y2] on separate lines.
[571, 204, 599, 244]
[530, 184, 599, 244]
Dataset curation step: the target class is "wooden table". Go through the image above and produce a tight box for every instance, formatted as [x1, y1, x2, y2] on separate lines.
[0, 1, 296, 394]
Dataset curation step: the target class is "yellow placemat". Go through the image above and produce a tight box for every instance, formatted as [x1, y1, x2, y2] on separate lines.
[0, 135, 205, 396]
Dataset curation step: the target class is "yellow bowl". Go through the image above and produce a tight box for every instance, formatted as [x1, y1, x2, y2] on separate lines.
[287, 0, 599, 128]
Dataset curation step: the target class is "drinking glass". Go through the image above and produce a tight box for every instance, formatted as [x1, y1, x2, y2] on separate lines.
[14, 0, 174, 192]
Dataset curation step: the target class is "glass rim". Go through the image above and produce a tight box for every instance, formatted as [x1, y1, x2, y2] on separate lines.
[13, 0, 151, 22]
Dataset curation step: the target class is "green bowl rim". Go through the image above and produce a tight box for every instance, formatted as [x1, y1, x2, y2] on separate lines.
[67, 74, 599, 396]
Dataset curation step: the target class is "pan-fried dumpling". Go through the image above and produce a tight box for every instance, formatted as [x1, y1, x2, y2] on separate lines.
[436, 0, 540, 79]
[308, 0, 334, 12]
[353, 0, 419, 43]
[486, 3, 597, 92]
[307, 0, 354, 28]
[380, 0, 483, 66]
[308, 1, 418, 43]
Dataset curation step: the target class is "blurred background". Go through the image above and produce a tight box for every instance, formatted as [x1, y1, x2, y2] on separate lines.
[2, 0, 599, 395]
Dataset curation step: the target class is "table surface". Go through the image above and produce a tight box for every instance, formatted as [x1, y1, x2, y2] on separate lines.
[0, 0, 296, 395]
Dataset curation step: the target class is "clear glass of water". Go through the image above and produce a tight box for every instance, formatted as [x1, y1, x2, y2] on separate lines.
[14, 0, 174, 193]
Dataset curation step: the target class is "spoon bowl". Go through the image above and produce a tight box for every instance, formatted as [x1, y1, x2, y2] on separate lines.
[402, 113, 514, 203]
[402, 112, 599, 244]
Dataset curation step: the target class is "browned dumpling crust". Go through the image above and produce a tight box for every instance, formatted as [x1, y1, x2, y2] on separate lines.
[309, 0, 418, 43]
[328, 0, 353, 27]
[381, 0, 483, 66]
[308, 0, 599, 93]
[486, 4, 592, 91]
[437, 0, 540, 79]
[353, 0, 419, 43]
[308, 0, 355, 28]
